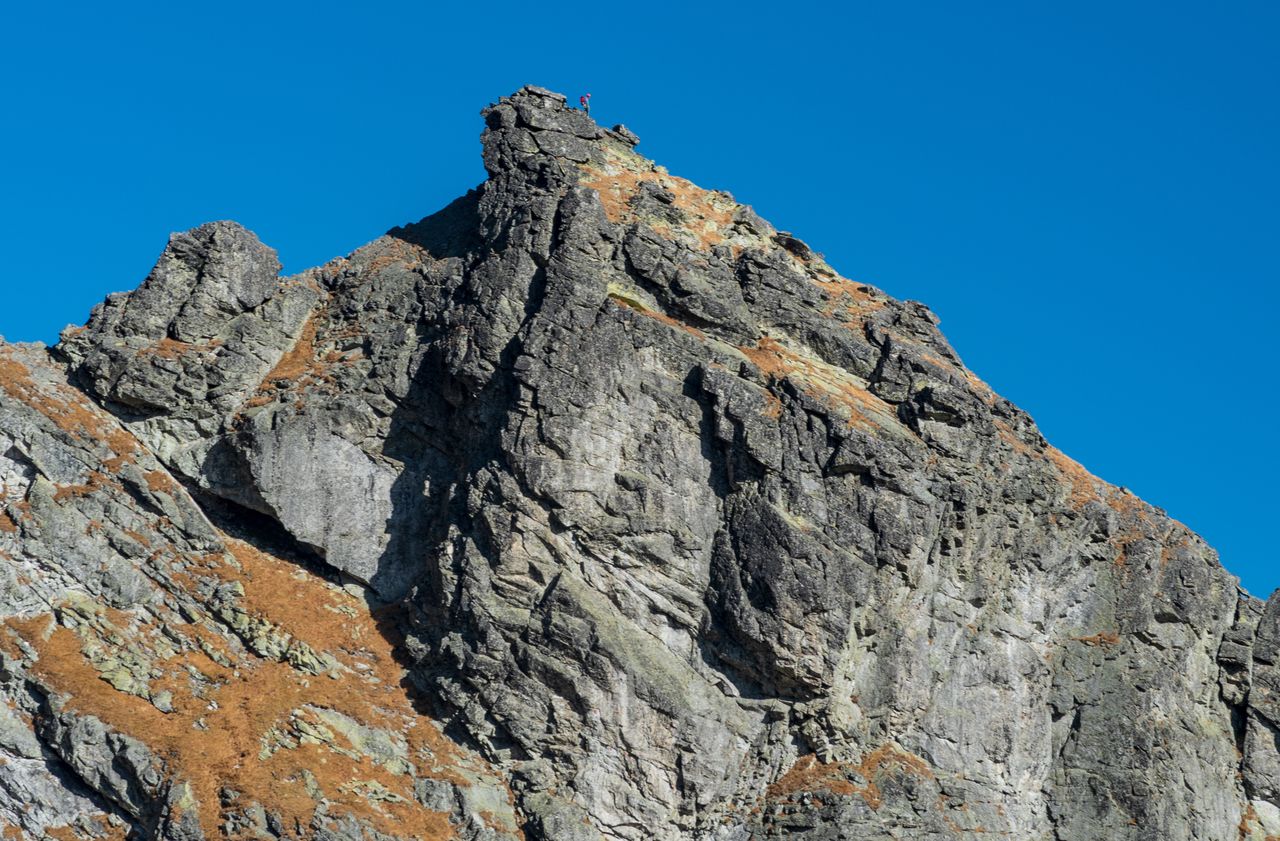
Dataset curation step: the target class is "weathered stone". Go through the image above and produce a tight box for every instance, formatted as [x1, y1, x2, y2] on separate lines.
[0, 86, 1268, 841]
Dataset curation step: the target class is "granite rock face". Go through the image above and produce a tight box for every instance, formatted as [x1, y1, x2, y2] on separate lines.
[1, 85, 1276, 839]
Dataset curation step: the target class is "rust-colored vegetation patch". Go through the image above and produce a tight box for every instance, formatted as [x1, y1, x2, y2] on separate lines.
[53, 471, 120, 504]
[761, 391, 783, 420]
[242, 392, 275, 409]
[263, 317, 319, 384]
[41, 820, 128, 841]
[767, 755, 857, 800]
[580, 152, 736, 251]
[579, 165, 647, 223]
[0, 511, 16, 534]
[1045, 446, 1100, 508]
[739, 337, 895, 432]
[1106, 489, 1153, 524]
[662, 176, 735, 250]
[1072, 631, 1120, 647]
[606, 293, 705, 339]
[964, 369, 997, 401]
[4, 537, 510, 840]
[143, 470, 178, 496]
[221, 540, 382, 660]
[812, 277, 886, 328]
[1104, 494, 1160, 569]
[137, 337, 223, 361]
[853, 743, 937, 810]
[1111, 533, 1144, 568]
[359, 238, 431, 277]
[121, 528, 152, 549]
[992, 420, 1117, 522]
[1155, 534, 1192, 570]
[993, 418, 1033, 457]
[244, 308, 360, 412]
[0, 623, 23, 660]
[916, 352, 957, 375]
[767, 744, 936, 811]
[0, 356, 36, 398]
[1236, 802, 1279, 840]
[0, 349, 140, 461]
[102, 429, 138, 462]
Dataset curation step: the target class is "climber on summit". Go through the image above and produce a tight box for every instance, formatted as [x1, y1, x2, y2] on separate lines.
[580, 93, 591, 115]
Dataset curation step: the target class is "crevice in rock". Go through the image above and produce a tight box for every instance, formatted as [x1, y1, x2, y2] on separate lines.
[181, 480, 348, 590]
[21, 682, 152, 838]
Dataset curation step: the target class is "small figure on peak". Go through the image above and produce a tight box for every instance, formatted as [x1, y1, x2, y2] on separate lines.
[579, 92, 592, 116]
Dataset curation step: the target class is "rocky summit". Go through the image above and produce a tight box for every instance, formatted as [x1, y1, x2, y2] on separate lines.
[0, 85, 1275, 840]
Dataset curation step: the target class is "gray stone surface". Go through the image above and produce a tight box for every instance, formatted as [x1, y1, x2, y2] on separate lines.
[0, 85, 1273, 839]
[0, 343, 520, 838]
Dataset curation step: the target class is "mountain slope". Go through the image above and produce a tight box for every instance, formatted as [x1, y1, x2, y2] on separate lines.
[1, 85, 1277, 840]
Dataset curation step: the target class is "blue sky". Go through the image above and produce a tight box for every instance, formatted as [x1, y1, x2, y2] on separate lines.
[3, 2, 1276, 595]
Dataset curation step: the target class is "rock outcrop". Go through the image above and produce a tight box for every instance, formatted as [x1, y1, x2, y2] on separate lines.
[1, 85, 1276, 839]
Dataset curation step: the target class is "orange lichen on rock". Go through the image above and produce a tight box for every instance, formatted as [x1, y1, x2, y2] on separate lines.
[0, 511, 16, 533]
[3, 536, 515, 840]
[739, 337, 896, 432]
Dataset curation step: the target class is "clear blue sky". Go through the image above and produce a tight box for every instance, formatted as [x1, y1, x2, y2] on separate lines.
[3, 2, 1276, 595]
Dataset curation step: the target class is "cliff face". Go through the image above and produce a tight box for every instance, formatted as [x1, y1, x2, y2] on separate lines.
[0, 85, 1277, 840]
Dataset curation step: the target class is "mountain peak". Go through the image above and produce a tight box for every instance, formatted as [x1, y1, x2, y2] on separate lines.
[481, 85, 639, 179]
[0, 89, 1274, 841]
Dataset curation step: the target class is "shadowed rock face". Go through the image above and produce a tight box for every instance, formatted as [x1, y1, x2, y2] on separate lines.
[0, 85, 1276, 840]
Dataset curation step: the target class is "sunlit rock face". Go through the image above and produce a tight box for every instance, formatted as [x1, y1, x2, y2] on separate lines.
[1, 86, 1274, 840]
